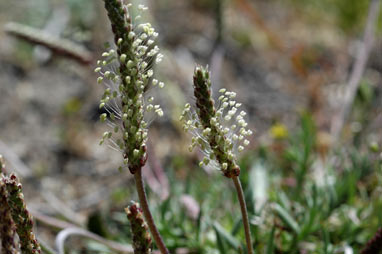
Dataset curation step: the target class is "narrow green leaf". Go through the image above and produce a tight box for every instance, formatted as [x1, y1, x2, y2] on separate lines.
[278, 191, 291, 211]
[231, 217, 242, 236]
[214, 224, 227, 254]
[196, 208, 203, 242]
[266, 226, 276, 254]
[273, 203, 300, 234]
[213, 222, 240, 250]
[322, 228, 330, 254]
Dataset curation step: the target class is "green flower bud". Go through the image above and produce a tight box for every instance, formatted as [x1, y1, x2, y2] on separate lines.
[100, 113, 107, 122]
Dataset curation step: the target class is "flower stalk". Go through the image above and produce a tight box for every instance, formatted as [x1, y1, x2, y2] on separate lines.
[232, 176, 253, 254]
[134, 169, 167, 253]
[98, 1, 168, 253]
[181, 66, 253, 254]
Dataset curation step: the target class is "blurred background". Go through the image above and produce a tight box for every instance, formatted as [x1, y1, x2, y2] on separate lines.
[0, 0, 381, 253]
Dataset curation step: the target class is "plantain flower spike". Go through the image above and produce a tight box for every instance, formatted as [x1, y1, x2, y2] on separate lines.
[0, 179, 18, 254]
[1, 156, 17, 254]
[361, 228, 382, 254]
[97, 0, 164, 174]
[125, 201, 152, 254]
[4, 174, 41, 254]
[180, 66, 252, 178]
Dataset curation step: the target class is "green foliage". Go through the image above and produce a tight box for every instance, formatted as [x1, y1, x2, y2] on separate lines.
[2, 1, 381, 253]
[284, 112, 316, 198]
[65, 0, 95, 28]
[286, 0, 370, 33]
[62, 97, 82, 116]
[101, 113, 380, 253]
[333, 0, 369, 33]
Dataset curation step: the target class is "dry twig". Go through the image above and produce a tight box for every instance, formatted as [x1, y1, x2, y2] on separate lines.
[4, 22, 92, 65]
[330, 0, 381, 139]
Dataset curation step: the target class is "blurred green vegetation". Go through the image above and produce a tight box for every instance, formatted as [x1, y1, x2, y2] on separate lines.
[3, 0, 381, 253]
[286, 0, 380, 34]
[82, 113, 381, 253]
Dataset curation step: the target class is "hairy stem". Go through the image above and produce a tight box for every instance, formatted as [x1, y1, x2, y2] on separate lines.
[134, 168, 169, 254]
[232, 175, 253, 254]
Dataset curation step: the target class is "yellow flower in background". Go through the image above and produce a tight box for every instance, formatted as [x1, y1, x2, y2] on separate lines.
[270, 123, 288, 140]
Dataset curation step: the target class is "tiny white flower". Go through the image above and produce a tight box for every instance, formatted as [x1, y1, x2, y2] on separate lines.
[138, 4, 148, 11]
[120, 54, 127, 63]
[141, 33, 148, 40]
[128, 31, 135, 39]
[104, 71, 111, 78]
[146, 104, 154, 112]
[203, 128, 211, 136]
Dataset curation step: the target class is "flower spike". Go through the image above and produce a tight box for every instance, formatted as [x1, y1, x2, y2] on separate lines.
[0, 177, 17, 254]
[125, 201, 152, 254]
[99, 0, 164, 174]
[361, 228, 382, 254]
[100, 2, 169, 253]
[4, 174, 41, 254]
[181, 66, 252, 178]
[182, 66, 254, 254]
